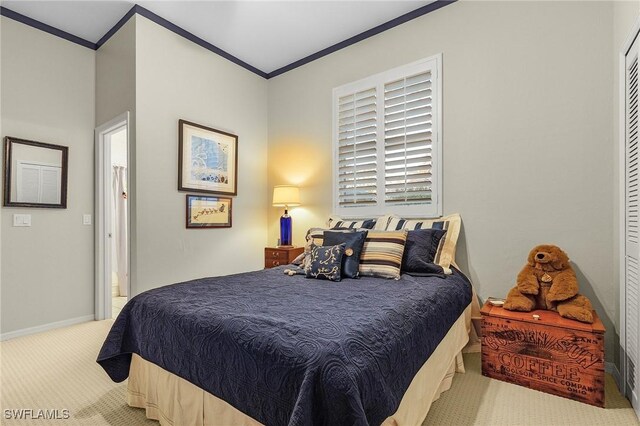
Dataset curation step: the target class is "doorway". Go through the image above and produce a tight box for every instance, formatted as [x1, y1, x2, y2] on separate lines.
[95, 113, 130, 320]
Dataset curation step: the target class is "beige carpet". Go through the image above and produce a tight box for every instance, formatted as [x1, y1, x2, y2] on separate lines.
[0, 320, 154, 426]
[425, 353, 639, 426]
[0, 320, 638, 426]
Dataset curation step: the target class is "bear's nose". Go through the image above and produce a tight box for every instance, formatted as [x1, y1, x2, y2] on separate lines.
[536, 253, 545, 259]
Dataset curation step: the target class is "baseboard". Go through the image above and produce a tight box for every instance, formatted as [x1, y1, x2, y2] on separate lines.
[0, 315, 95, 341]
[606, 361, 622, 391]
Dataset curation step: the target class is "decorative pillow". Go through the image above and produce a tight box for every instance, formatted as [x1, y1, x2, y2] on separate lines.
[323, 230, 368, 279]
[306, 227, 354, 246]
[403, 262, 446, 276]
[374, 213, 461, 274]
[299, 228, 355, 269]
[327, 216, 376, 229]
[402, 229, 447, 274]
[359, 230, 408, 280]
[302, 228, 356, 266]
[304, 244, 346, 282]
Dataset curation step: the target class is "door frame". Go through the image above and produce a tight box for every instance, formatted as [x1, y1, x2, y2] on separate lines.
[95, 112, 130, 320]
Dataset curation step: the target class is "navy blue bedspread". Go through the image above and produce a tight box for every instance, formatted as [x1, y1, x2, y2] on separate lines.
[97, 267, 471, 426]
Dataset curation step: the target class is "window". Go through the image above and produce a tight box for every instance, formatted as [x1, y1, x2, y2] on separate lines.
[333, 55, 441, 217]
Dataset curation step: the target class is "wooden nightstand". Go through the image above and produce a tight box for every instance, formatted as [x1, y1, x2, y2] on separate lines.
[264, 246, 304, 269]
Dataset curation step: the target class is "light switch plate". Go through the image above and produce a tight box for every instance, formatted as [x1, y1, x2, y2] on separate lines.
[13, 214, 31, 227]
[83, 214, 92, 225]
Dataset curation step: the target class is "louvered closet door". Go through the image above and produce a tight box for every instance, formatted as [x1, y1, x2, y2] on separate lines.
[626, 32, 640, 416]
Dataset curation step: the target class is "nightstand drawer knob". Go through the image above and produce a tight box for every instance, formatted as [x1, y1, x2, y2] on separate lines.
[272, 252, 280, 258]
[272, 261, 280, 266]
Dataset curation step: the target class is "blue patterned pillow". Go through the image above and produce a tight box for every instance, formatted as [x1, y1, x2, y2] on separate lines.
[323, 231, 368, 279]
[305, 244, 346, 282]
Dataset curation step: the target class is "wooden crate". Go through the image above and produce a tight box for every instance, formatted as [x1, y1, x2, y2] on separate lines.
[481, 302, 605, 407]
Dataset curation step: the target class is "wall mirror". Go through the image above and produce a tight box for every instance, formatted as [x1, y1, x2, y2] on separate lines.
[3, 136, 68, 208]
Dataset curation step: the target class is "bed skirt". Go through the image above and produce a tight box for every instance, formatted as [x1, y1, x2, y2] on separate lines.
[127, 304, 471, 426]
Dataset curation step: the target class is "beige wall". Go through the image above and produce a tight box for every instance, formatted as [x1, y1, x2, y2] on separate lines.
[1, 16, 4, 335]
[0, 2, 632, 370]
[1, 17, 95, 334]
[95, 16, 137, 298]
[267, 1, 618, 361]
[0, 12, 269, 332]
[134, 16, 268, 293]
[96, 18, 136, 127]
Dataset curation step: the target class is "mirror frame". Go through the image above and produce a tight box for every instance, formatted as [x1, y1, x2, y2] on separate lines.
[3, 136, 69, 208]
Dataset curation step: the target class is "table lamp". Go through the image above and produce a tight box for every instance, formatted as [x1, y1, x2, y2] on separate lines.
[272, 185, 300, 246]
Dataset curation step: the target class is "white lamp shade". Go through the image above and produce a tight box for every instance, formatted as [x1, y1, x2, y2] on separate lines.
[272, 185, 300, 207]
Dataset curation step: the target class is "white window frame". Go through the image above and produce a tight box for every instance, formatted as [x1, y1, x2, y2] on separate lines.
[332, 54, 443, 218]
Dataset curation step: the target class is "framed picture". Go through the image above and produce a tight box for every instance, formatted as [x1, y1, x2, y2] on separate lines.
[178, 119, 238, 195]
[186, 194, 232, 228]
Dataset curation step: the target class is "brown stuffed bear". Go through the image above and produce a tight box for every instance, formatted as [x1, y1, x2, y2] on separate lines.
[503, 244, 594, 323]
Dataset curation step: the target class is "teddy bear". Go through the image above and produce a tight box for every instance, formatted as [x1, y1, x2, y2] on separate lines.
[503, 244, 594, 323]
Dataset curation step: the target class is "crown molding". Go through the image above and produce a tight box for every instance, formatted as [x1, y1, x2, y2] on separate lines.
[0, 6, 96, 49]
[268, 0, 455, 78]
[1, 1, 457, 80]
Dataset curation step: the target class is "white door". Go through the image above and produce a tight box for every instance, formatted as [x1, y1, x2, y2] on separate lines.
[625, 29, 640, 416]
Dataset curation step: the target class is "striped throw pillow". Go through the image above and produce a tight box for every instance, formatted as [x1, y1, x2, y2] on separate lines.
[327, 216, 376, 230]
[305, 227, 355, 251]
[374, 213, 461, 274]
[359, 230, 408, 280]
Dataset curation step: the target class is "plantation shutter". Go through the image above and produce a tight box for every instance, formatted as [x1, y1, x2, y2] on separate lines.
[337, 88, 378, 207]
[384, 71, 433, 205]
[333, 56, 441, 217]
[626, 34, 640, 415]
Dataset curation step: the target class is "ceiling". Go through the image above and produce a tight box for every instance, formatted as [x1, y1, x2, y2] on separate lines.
[0, 1, 434, 74]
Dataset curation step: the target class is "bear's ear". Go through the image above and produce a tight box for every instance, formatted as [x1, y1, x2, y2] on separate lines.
[527, 248, 536, 266]
[551, 248, 569, 270]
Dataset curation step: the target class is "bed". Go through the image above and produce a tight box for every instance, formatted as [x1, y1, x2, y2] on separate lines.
[98, 265, 473, 425]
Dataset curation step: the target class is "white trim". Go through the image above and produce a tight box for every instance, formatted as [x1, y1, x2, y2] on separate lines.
[435, 53, 443, 217]
[332, 54, 443, 218]
[95, 112, 130, 321]
[606, 361, 622, 392]
[0, 315, 95, 341]
[619, 39, 628, 401]
[376, 74, 385, 209]
[620, 16, 640, 406]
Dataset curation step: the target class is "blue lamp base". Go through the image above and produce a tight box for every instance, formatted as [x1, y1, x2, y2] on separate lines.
[280, 209, 292, 246]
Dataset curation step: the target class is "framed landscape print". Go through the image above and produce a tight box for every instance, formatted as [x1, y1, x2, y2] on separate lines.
[179, 119, 238, 195]
[186, 194, 232, 228]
